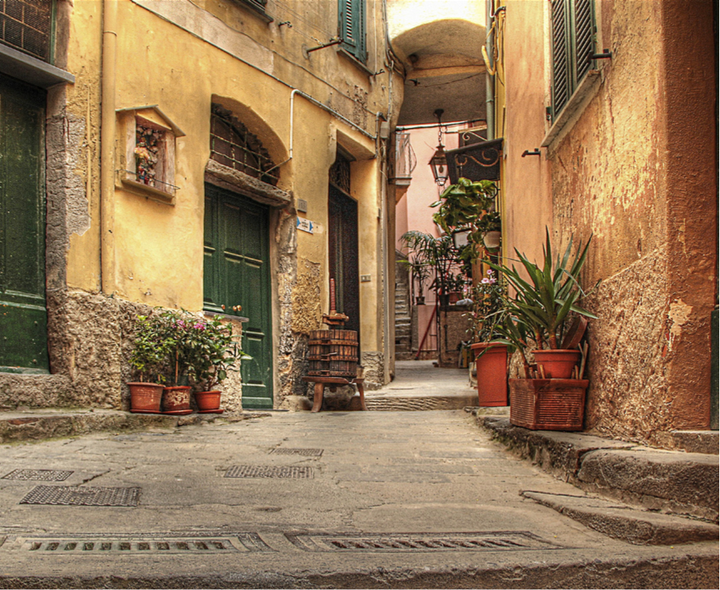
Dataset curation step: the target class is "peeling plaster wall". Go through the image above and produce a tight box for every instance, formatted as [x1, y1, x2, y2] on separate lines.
[547, 0, 717, 445]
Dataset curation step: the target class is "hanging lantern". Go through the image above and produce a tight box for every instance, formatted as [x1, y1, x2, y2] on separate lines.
[429, 109, 448, 186]
[429, 145, 449, 186]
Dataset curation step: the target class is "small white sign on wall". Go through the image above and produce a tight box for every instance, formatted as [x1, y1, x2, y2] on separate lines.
[296, 217, 314, 234]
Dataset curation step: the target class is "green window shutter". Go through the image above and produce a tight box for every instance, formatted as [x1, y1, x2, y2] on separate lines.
[551, 0, 571, 116]
[551, 0, 596, 120]
[339, 0, 366, 63]
[573, 0, 595, 83]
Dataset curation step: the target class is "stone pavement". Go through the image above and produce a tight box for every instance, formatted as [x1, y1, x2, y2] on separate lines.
[0, 408, 717, 588]
[365, 360, 478, 411]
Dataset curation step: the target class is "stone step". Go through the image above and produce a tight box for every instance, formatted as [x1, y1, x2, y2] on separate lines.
[366, 396, 478, 412]
[521, 491, 719, 545]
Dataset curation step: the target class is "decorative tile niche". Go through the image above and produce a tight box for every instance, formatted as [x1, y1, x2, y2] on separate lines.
[116, 106, 185, 204]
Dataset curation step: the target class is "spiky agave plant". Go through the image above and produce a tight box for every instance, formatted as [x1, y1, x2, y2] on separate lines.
[486, 228, 597, 362]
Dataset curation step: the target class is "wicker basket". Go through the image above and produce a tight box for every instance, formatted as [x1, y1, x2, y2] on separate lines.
[509, 378, 589, 431]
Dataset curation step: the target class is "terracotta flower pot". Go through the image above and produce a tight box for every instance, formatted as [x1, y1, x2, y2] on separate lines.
[470, 343, 508, 406]
[533, 349, 582, 379]
[509, 378, 588, 431]
[162, 386, 192, 412]
[195, 390, 221, 411]
[127, 382, 163, 413]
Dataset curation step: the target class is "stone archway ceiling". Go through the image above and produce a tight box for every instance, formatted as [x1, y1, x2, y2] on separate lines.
[391, 19, 487, 126]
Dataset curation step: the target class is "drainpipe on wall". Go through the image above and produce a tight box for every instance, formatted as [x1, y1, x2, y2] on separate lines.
[485, 0, 495, 140]
[100, 0, 117, 294]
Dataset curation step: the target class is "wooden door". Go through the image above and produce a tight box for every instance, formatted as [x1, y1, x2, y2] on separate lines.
[0, 73, 47, 372]
[204, 184, 273, 408]
[328, 185, 360, 336]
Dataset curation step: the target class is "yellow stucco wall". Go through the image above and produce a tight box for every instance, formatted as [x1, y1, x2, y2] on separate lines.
[61, 0, 404, 391]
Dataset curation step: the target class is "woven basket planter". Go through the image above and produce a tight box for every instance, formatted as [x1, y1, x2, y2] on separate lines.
[509, 378, 588, 431]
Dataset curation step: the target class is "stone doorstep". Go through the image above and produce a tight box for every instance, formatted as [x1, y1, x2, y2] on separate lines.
[0, 409, 254, 444]
[477, 415, 719, 524]
[521, 491, 719, 546]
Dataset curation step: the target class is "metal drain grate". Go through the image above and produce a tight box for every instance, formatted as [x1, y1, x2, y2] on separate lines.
[225, 465, 313, 479]
[19, 533, 271, 553]
[285, 532, 562, 552]
[270, 448, 324, 457]
[20, 486, 140, 507]
[3, 469, 74, 481]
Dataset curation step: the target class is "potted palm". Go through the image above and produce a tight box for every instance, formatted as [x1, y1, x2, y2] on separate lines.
[187, 316, 244, 412]
[487, 230, 597, 430]
[128, 313, 174, 413]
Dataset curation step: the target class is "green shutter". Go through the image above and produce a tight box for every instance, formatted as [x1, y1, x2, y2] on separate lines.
[573, 0, 595, 83]
[339, 0, 366, 63]
[551, 0, 571, 116]
[551, 0, 596, 120]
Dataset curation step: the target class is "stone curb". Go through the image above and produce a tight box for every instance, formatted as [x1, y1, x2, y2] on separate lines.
[0, 409, 257, 444]
[477, 415, 719, 523]
[0, 554, 718, 589]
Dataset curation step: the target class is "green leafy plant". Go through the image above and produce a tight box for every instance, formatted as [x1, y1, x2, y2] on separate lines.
[130, 309, 246, 389]
[129, 314, 174, 383]
[184, 316, 244, 391]
[485, 229, 597, 372]
[431, 177, 500, 262]
[399, 230, 466, 301]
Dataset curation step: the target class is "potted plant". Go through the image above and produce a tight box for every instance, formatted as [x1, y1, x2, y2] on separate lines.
[431, 177, 500, 261]
[400, 230, 465, 306]
[487, 229, 597, 430]
[467, 270, 510, 406]
[138, 308, 200, 414]
[127, 313, 174, 413]
[187, 316, 244, 412]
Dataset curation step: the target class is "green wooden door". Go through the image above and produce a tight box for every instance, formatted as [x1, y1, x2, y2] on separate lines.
[204, 184, 273, 408]
[0, 74, 48, 373]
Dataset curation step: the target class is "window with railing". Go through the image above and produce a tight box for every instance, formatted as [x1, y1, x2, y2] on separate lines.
[391, 132, 416, 186]
[0, 0, 54, 63]
[210, 104, 279, 186]
[230, 0, 273, 23]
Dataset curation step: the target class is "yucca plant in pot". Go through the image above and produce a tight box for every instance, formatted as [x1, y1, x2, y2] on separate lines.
[486, 229, 597, 430]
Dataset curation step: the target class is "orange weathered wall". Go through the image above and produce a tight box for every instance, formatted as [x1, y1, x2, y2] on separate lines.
[547, 0, 717, 445]
[502, 0, 552, 265]
[502, 0, 717, 446]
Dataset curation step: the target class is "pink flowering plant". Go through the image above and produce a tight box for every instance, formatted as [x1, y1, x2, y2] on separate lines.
[184, 315, 243, 391]
[130, 309, 243, 388]
[467, 270, 506, 343]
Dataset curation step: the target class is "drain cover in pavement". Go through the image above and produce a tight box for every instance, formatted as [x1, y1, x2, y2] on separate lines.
[19, 533, 270, 553]
[3, 469, 73, 481]
[225, 465, 313, 479]
[270, 448, 324, 457]
[285, 532, 561, 552]
[20, 486, 140, 507]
